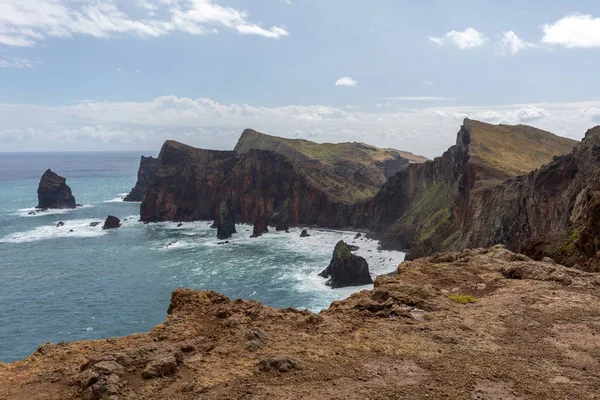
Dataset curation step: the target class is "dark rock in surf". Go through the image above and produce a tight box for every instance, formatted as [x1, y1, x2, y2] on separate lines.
[300, 229, 310, 237]
[217, 191, 236, 240]
[57, 221, 65, 227]
[319, 241, 373, 289]
[103, 216, 121, 230]
[250, 217, 269, 238]
[36, 169, 76, 209]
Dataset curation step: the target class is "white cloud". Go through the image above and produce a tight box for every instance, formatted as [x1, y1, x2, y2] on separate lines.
[542, 13, 600, 48]
[384, 96, 454, 101]
[0, 0, 288, 47]
[0, 56, 34, 68]
[0, 96, 595, 156]
[428, 28, 488, 49]
[335, 77, 357, 87]
[500, 31, 536, 55]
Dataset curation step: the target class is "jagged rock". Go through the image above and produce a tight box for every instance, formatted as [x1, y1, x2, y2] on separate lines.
[124, 156, 160, 202]
[28, 211, 36, 215]
[319, 241, 373, 288]
[57, 221, 64, 227]
[250, 217, 269, 238]
[217, 241, 230, 245]
[102, 216, 121, 230]
[141, 354, 179, 379]
[300, 229, 310, 237]
[347, 244, 359, 251]
[89, 222, 101, 227]
[271, 200, 290, 231]
[36, 169, 76, 209]
[177, 222, 183, 227]
[354, 233, 362, 239]
[217, 191, 236, 240]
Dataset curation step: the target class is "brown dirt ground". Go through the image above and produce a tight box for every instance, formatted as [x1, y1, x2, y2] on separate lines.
[1, 245, 600, 400]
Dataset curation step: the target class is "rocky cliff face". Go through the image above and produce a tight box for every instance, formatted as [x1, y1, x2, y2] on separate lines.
[459, 126, 600, 271]
[3, 246, 600, 399]
[124, 156, 160, 202]
[140, 131, 425, 228]
[36, 169, 77, 209]
[362, 119, 595, 270]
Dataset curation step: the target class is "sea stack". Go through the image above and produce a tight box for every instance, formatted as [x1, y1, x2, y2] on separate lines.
[319, 240, 373, 288]
[103, 216, 121, 230]
[124, 156, 161, 202]
[217, 191, 236, 240]
[36, 169, 76, 209]
[271, 200, 290, 231]
[250, 217, 269, 238]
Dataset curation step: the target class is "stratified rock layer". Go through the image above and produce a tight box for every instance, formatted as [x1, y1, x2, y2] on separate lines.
[3, 246, 600, 399]
[36, 169, 76, 209]
[319, 240, 373, 288]
[124, 156, 160, 202]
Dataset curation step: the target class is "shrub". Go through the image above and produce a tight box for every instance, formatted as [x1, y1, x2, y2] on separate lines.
[448, 294, 479, 304]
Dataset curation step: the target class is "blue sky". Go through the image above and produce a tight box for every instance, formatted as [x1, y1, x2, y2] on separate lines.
[1, 0, 600, 157]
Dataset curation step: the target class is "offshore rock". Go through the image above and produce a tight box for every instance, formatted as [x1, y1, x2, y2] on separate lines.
[319, 240, 373, 288]
[300, 229, 310, 237]
[102, 216, 121, 230]
[36, 169, 76, 209]
[124, 156, 160, 202]
[250, 216, 269, 238]
[216, 191, 236, 240]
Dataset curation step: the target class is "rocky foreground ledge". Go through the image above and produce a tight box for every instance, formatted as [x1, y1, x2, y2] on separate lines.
[1, 246, 599, 399]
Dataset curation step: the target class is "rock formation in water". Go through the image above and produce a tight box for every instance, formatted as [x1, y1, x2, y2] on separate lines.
[300, 229, 310, 237]
[250, 217, 269, 238]
[102, 216, 121, 230]
[140, 130, 427, 227]
[4, 246, 600, 399]
[124, 156, 161, 202]
[319, 240, 373, 288]
[216, 192, 236, 240]
[36, 169, 76, 209]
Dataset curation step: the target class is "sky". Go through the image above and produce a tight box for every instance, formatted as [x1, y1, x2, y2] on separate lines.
[1, 0, 600, 158]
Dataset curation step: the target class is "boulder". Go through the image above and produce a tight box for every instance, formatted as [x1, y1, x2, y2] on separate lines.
[57, 221, 65, 227]
[354, 233, 362, 239]
[319, 240, 373, 288]
[36, 169, 76, 209]
[300, 229, 310, 237]
[102, 216, 121, 230]
[141, 354, 179, 379]
[217, 191, 236, 240]
[89, 222, 101, 227]
[250, 217, 269, 238]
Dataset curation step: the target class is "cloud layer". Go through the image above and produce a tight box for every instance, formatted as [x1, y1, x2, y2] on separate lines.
[429, 28, 488, 49]
[0, 0, 289, 47]
[1, 96, 597, 157]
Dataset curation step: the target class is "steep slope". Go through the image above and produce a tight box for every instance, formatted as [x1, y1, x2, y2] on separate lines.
[3, 246, 600, 399]
[123, 156, 160, 202]
[140, 130, 427, 226]
[235, 128, 428, 203]
[361, 119, 579, 260]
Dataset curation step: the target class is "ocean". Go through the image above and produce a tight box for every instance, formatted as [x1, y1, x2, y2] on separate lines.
[0, 152, 405, 363]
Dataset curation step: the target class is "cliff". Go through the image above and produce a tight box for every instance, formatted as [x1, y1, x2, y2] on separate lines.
[36, 169, 77, 209]
[365, 119, 590, 269]
[2, 246, 600, 399]
[140, 131, 426, 226]
[123, 156, 160, 202]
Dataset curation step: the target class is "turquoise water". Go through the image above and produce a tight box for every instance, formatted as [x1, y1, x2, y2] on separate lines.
[0, 152, 404, 363]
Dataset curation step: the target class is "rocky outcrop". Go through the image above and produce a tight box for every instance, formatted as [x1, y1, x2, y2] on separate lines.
[5, 246, 600, 399]
[124, 156, 160, 202]
[102, 216, 121, 230]
[354, 119, 580, 263]
[140, 131, 427, 228]
[36, 169, 76, 209]
[300, 229, 310, 237]
[250, 217, 268, 238]
[458, 126, 600, 271]
[216, 192, 236, 240]
[319, 240, 373, 288]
